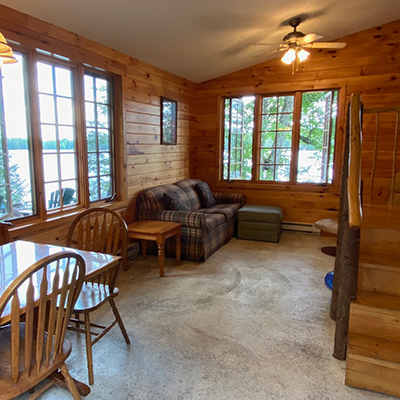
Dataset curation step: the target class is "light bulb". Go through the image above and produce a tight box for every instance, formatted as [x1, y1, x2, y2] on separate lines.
[297, 49, 310, 62]
[281, 48, 296, 65]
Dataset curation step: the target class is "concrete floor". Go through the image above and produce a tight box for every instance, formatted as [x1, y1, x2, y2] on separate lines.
[18, 233, 394, 399]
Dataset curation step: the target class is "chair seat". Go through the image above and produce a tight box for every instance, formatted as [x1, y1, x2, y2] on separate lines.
[73, 283, 120, 313]
[0, 324, 71, 399]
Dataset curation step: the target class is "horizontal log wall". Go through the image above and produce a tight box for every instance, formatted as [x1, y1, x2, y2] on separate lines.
[0, 4, 195, 244]
[195, 19, 400, 223]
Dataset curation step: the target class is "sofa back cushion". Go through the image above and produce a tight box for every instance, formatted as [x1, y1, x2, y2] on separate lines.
[136, 184, 190, 214]
[173, 179, 203, 211]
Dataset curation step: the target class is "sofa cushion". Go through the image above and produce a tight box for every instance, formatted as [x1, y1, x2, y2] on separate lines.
[195, 182, 217, 208]
[198, 203, 242, 221]
[163, 193, 190, 212]
[174, 179, 203, 211]
[136, 184, 190, 213]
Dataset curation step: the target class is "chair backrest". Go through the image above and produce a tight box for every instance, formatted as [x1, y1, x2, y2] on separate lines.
[0, 251, 85, 384]
[66, 207, 128, 282]
[48, 188, 76, 209]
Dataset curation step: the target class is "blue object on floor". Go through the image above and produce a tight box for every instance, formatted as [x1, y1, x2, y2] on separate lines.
[324, 271, 334, 291]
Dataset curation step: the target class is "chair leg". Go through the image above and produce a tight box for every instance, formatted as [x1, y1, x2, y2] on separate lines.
[60, 363, 82, 400]
[109, 299, 130, 345]
[84, 313, 94, 385]
[74, 312, 80, 330]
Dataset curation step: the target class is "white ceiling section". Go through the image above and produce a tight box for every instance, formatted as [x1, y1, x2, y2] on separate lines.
[1, 0, 400, 82]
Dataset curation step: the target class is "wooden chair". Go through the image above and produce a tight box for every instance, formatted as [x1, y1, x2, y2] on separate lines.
[66, 207, 130, 385]
[0, 251, 85, 400]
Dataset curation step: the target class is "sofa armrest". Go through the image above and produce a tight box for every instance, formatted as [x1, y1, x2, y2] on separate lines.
[213, 192, 246, 206]
[138, 209, 206, 229]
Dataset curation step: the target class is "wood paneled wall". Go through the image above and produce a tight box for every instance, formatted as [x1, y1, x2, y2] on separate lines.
[0, 4, 195, 243]
[194, 19, 400, 223]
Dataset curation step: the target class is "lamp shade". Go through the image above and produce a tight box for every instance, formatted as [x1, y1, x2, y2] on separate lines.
[297, 49, 310, 63]
[0, 32, 17, 64]
[281, 48, 296, 65]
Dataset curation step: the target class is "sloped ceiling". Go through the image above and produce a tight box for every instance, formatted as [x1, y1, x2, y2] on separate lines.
[1, 0, 400, 82]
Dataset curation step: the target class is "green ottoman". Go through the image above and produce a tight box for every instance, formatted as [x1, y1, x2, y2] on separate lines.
[238, 204, 283, 242]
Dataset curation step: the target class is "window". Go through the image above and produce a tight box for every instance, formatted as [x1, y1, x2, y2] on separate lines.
[0, 49, 117, 222]
[84, 74, 114, 201]
[223, 97, 254, 180]
[222, 90, 339, 185]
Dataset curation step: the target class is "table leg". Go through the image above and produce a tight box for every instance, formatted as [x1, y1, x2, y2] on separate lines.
[175, 234, 181, 265]
[141, 240, 147, 260]
[157, 239, 165, 277]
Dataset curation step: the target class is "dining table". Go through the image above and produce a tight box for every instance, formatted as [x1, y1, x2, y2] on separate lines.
[0, 239, 123, 397]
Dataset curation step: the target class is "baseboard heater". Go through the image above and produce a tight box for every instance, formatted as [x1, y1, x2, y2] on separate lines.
[282, 221, 320, 234]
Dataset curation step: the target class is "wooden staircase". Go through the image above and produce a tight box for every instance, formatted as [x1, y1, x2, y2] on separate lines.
[345, 204, 400, 397]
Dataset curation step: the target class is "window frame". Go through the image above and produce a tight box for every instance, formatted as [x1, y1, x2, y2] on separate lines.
[219, 87, 345, 191]
[0, 42, 124, 226]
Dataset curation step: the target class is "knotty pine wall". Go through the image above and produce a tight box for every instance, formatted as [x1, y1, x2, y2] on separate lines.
[0, 4, 195, 243]
[195, 19, 400, 224]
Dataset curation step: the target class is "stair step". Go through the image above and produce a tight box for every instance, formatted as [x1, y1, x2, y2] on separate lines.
[346, 353, 400, 397]
[349, 291, 400, 342]
[360, 252, 400, 268]
[348, 333, 400, 364]
[359, 260, 400, 296]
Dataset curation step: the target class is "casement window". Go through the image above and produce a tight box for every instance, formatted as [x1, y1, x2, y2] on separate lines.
[0, 49, 116, 222]
[222, 90, 338, 185]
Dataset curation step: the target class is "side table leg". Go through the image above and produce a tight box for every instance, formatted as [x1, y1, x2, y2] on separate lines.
[141, 240, 147, 260]
[175, 234, 181, 265]
[157, 240, 165, 277]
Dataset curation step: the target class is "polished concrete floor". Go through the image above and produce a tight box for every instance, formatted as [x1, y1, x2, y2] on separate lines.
[19, 233, 394, 399]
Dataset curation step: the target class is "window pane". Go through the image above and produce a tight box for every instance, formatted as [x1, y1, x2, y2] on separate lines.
[61, 182, 77, 206]
[46, 182, 60, 209]
[99, 152, 111, 174]
[87, 129, 97, 151]
[98, 129, 110, 151]
[39, 94, 56, 124]
[261, 132, 276, 147]
[223, 96, 254, 181]
[57, 97, 73, 125]
[297, 91, 338, 184]
[43, 154, 59, 181]
[41, 125, 57, 151]
[88, 153, 98, 177]
[97, 104, 109, 128]
[262, 97, 277, 114]
[84, 75, 95, 101]
[61, 153, 76, 180]
[37, 62, 53, 94]
[96, 78, 108, 103]
[1, 53, 35, 219]
[100, 176, 111, 198]
[55, 67, 72, 97]
[85, 103, 96, 127]
[59, 126, 74, 151]
[89, 177, 99, 201]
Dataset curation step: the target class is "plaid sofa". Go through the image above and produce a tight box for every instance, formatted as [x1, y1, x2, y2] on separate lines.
[135, 179, 245, 261]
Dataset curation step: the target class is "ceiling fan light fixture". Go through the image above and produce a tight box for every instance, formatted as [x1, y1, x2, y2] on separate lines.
[281, 48, 296, 64]
[297, 48, 310, 62]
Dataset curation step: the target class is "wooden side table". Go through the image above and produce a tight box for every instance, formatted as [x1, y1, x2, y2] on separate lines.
[127, 220, 182, 277]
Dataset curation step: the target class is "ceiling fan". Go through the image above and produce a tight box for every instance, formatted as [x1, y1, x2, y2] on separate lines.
[272, 17, 347, 69]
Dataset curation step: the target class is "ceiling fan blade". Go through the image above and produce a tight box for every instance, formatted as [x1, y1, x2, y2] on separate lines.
[253, 47, 286, 58]
[303, 41, 347, 49]
[301, 33, 324, 44]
